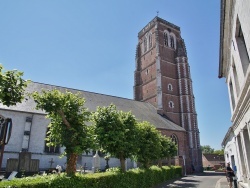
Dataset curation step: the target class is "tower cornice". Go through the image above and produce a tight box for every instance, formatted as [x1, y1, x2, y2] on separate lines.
[138, 16, 180, 38]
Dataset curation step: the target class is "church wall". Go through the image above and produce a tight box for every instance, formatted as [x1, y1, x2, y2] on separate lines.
[138, 29, 156, 71]
[180, 96, 188, 114]
[161, 61, 178, 79]
[1, 107, 175, 172]
[159, 129, 187, 157]
[163, 112, 181, 127]
[178, 63, 187, 79]
[159, 46, 175, 63]
[0, 109, 125, 171]
[157, 24, 180, 63]
[140, 63, 156, 84]
[142, 79, 157, 102]
[162, 94, 181, 126]
[147, 97, 157, 107]
[32, 153, 67, 170]
[134, 71, 142, 85]
[188, 96, 195, 114]
[29, 115, 49, 153]
[161, 77, 179, 95]
[162, 94, 181, 113]
[0, 110, 64, 169]
[140, 50, 156, 70]
[180, 79, 191, 96]
[134, 85, 142, 101]
[186, 81, 192, 96]
[0, 110, 29, 152]
[157, 23, 180, 38]
[179, 81, 187, 96]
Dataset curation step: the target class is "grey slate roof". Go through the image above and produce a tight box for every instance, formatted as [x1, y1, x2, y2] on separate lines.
[0, 82, 185, 132]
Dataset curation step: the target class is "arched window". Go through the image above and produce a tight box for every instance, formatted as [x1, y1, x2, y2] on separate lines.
[144, 37, 147, 53]
[0, 115, 6, 142]
[170, 35, 175, 48]
[171, 134, 178, 155]
[0, 115, 5, 126]
[168, 84, 173, 91]
[169, 33, 176, 49]
[169, 101, 174, 108]
[164, 31, 169, 46]
[148, 33, 152, 49]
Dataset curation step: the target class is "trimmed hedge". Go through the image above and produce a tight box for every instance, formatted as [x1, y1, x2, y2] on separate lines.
[0, 166, 182, 188]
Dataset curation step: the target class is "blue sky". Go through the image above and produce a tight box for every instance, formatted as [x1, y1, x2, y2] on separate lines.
[0, 0, 231, 150]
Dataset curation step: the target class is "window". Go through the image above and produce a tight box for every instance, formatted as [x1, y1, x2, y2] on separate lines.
[232, 40, 236, 51]
[145, 69, 149, 75]
[44, 127, 60, 153]
[144, 37, 147, 53]
[148, 33, 152, 48]
[170, 35, 175, 48]
[169, 101, 174, 108]
[170, 134, 178, 155]
[235, 17, 250, 75]
[229, 81, 235, 110]
[0, 115, 5, 143]
[164, 32, 169, 46]
[232, 59, 240, 96]
[0, 115, 5, 126]
[168, 84, 173, 91]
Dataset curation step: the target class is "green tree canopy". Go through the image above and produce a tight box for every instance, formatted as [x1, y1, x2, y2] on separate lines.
[214, 149, 224, 155]
[158, 135, 177, 167]
[201, 145, 215, 154]
[0, 65, 28, 106]
[32, 89, 93, 176]
[134, 121, 162, 168]
[92, 104, 138, 172]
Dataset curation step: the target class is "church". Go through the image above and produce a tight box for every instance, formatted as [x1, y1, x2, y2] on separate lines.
[0, 17, 202, 173]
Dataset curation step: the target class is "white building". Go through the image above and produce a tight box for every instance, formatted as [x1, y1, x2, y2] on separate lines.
[219, 0, 250, 187]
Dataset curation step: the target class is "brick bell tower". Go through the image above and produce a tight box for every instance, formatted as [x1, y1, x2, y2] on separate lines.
[134, 17, 202, 171]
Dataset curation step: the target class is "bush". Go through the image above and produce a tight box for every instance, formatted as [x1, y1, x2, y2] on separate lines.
[0, 166, 182, 188]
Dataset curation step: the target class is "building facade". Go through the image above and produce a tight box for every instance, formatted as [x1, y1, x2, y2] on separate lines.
[202, 154, 225, 170]
[0, 82, 187, 173]
[134, 17, 202, 172]
[219, 0, 250, 187]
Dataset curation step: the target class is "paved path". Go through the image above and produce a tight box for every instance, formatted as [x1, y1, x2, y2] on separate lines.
[153, 171, 227, 188]
[215, 176, 230, 188]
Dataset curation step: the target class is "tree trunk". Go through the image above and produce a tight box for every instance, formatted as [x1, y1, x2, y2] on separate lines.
[158, 159, 162, 167]
[66, 153, 78, 176]
[167, 157, 171, 166]
[120, 156, 126, 172]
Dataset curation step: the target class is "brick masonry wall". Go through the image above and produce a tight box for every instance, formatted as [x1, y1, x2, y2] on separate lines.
[159, 129, 189, 157]
[134, 17, 202, 171]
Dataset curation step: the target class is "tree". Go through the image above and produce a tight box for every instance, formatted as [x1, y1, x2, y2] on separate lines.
[134, 121, 162, 168]
[32, 89, 93, 176]
[92, 104, 138, 172]
[214, 149, 224, 155]
[201, 145, 215, 154]
[0, 65, 28, 106]
[158, 135, 177, 167]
